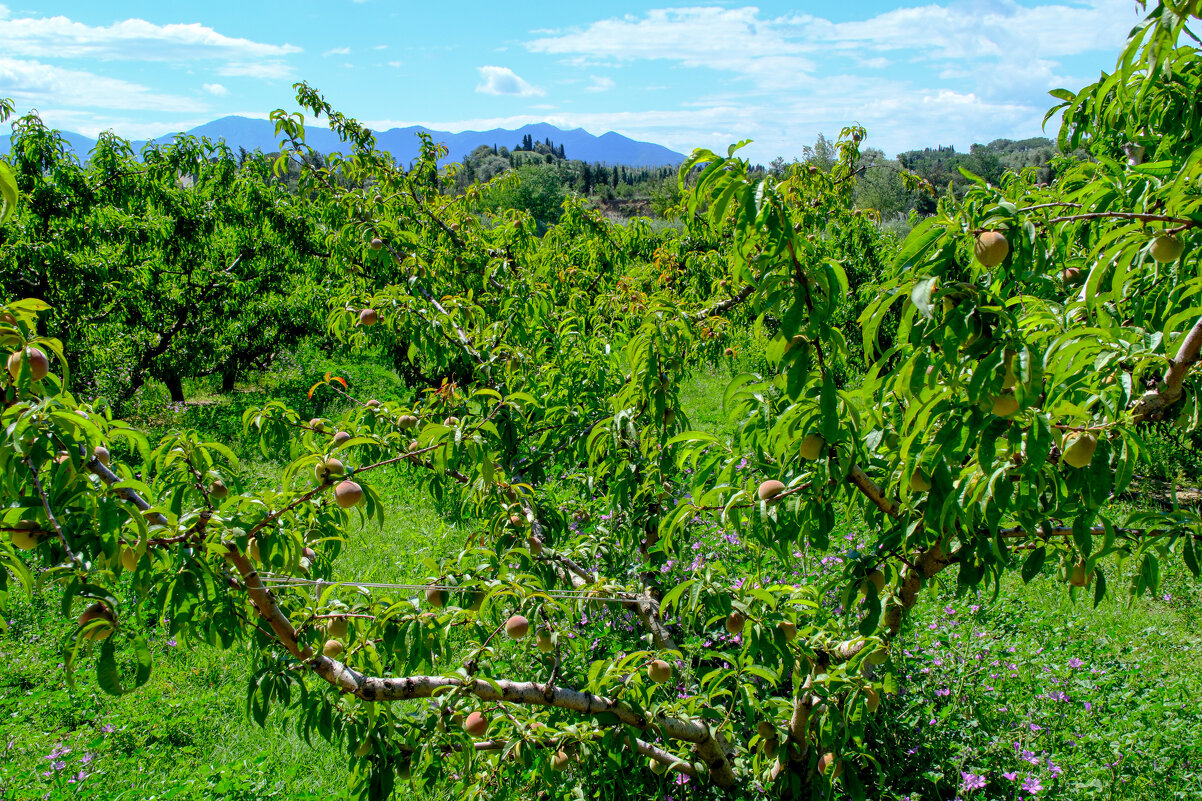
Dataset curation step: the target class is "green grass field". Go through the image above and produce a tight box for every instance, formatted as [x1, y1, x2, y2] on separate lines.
[2, 353, 1200, 800]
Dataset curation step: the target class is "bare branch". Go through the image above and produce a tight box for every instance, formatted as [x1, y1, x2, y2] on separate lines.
[847, 464, 900, 518]
[692, 285, 754, 323]
[307, 657, 736, 789]
[1133, 316, 1202, 421]
[24, 457, 75, 561]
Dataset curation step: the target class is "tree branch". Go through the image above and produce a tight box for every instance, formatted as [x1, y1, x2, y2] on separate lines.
[1132, 316, 1202, 421]
[24, 457, 74, 561]
[306, 658, 736, 789]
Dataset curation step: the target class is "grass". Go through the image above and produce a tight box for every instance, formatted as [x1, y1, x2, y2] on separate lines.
[2, 357, 1200, 800]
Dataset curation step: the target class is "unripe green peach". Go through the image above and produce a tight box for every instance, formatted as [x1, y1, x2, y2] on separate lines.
[861, 570, 886, 595]
[990, 394, 1020, 417]
[1150, 234, 1183, 263]
[327, 616, 349, 641]
[536, 629, 554, 653]
[1062, 432, 1097, 469]
[323, 639, 344, 658]
[11, 526, 40, 551]
[358, 309, 379, 326]
[910, 470, 932, 492]
[315, 458, 345, 482]
[798, 433, 825, 461]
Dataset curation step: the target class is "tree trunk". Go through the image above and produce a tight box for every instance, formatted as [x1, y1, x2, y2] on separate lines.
[164, 372, 185, 404]
[221, 367, 237, 393]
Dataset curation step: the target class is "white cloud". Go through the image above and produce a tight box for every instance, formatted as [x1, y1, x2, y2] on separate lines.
[202, 83, 228, 96]
[529, 8, 816, 88]
[0, 14, 300, 61]
[585, 75, 615, 92]
[0, 57, 204, 112]
[528, 2, 1139, 96]
[517, 1, 1143, 158]
[387, 60, 402, 68]
[218, 60, 293, 80]
[475, 65, 545, 97]
[323, 46, 351, 57]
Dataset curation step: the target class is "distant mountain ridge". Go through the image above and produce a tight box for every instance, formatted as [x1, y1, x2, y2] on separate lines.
[0, 116, 685, 168]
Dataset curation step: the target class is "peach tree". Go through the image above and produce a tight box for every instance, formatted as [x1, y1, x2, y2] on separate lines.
[2, 3, 1201, 799]
[0, 113, 329, 405]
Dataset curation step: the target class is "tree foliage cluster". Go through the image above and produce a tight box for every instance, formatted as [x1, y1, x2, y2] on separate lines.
[0, 115, 330, 407]
[1, 4, 1201, 800]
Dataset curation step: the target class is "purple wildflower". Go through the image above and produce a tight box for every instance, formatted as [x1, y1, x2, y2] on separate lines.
[960, 772, 987, 791]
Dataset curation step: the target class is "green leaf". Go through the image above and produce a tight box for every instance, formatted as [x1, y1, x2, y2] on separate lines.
[0, 162, 17, 226]
[1021, 547, 1046, 583]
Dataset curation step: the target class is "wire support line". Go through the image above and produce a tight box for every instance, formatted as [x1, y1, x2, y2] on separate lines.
[254, 572, 644, 604]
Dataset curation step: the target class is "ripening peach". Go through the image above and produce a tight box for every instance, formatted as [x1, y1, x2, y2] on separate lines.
[7, 346, 49, 382]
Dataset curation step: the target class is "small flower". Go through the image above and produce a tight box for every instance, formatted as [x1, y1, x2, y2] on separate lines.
[1002, 772, 1018, 781]
[166, 638, 178, 648]
[1028, 723, 1042, 732]
[101, 724, 115, 734]
[960, 772, 987, 791]
[1068, 657, 1083, 669]
[1022, 776, 1043, 794]
[1022, 750, 1039, 765]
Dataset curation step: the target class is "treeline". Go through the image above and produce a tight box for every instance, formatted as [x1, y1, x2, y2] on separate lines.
[446, 131, 1069, 228]
[450, 139, 680, 221]
[204, 129, 1072, 231]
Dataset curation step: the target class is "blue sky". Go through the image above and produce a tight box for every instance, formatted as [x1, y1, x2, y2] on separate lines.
[0, 1, 1144, 161]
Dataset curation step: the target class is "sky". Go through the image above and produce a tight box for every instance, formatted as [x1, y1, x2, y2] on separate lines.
[0, 0, 1147, 162]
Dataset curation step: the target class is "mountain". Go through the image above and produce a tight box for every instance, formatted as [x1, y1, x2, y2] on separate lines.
[0, 116, 685, 167]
